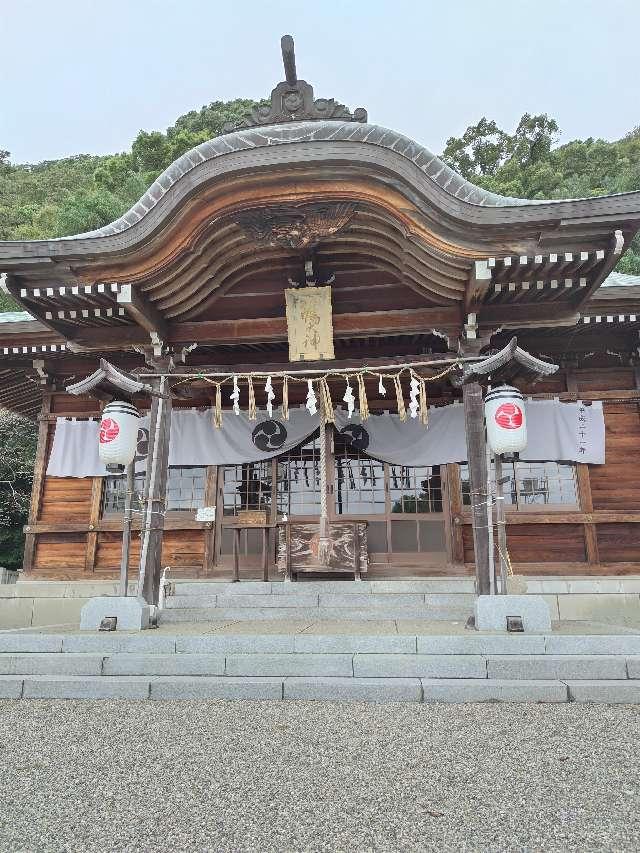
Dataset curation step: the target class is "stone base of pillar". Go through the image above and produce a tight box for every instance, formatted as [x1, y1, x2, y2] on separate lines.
[80, 596, 153, 631]
[475, 594, 552, 633]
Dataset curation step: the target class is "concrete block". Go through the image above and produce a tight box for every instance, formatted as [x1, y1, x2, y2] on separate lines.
[487, 655, 627, 681]
[0, 634, 63, 653]
[13, 582, 69, 598]
[546, 635, 640, 656]
[149, 676, 282, 700]
[353, 653, 486, 679]
[216, 593, 318, 608]
[176, 635, 294, 654]
[475, 595, 551, 632]
[541, 594, 560, 621]
[566, 680, 640, 703]
[626, 657, 640, 678]
[284, 676, 422, 702]
[226, 653, 353, 677]
[0, 653, 103, 676]
[103, 654, 225, 676]
[424, 594, 477, 608]
[80, 597, 152, 631]
[31, 598, 88, 628]
[63, 634, 176, 654]
[421, 679, 567, 703]
[274, 581, 372, 594]
[0, 677, 24, 698]
[417, 634, 545, 655]
[174, 581, 272, 596]
[318, 593, 424, 608]
[294, 635, 416, 654]
[22, 676, 150, 699]
[371, 580, 475, 594]
[0, 598, 33, 629]
[164, 596, 218, 609]
[557, 593, 640, 626]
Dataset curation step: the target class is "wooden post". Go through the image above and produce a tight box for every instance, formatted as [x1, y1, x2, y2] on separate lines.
[462, 379, 491, 595]
[23, 389, 52, 575]
[494, 454, 509, 594]
[84, 477, 103, 573]
[119, 462, 135, 595]
[137, 372, 172, 606]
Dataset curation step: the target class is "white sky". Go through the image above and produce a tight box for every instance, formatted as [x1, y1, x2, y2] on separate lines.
[2, 0, 638, 163]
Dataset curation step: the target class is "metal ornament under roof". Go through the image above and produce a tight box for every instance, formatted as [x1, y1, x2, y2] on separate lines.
[223, 35, 367, 132]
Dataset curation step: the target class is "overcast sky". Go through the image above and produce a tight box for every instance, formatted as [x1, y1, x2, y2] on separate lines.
[2, 0, 637, 164]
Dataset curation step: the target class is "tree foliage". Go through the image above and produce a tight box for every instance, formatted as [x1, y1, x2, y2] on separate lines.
[443, 114, 640, 273]
[0, 411, 37, 569]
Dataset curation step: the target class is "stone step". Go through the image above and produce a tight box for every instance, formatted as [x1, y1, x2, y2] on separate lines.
[3, 632, 640, 656]
[164, 592, 475, 610]
[172, 580, 477, 596]
[0, 652, 636, 680]
[1, 674, 640, 702]
[160, 606, 473, 622]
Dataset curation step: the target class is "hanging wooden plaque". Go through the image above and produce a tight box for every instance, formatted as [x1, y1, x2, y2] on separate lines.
[285, 286, 335, 361]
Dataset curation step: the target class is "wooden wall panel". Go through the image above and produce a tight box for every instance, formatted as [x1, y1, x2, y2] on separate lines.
[34, 535, 87, 570]
[597, 523, 640, 563]
[162, 530, 205, 568]
[504, 524, 586, 562]
[50, 395, 101, 415]
[577, 368, 636, 392]
[95, 532, 142, 570]
[590, 404, 640, 511]
[40, 477, 94, 523]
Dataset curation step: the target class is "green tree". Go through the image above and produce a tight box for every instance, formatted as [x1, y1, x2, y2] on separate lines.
[0, 410, 37, 570]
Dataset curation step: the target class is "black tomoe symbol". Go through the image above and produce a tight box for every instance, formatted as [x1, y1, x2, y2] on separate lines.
[340, 424, 370, 451]
[252, 420, 288, 451]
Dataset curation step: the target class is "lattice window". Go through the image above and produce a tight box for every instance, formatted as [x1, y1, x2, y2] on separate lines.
[102, 466, 207, 515]
[222, 462, 273, 517]
[277, 434, 321, 516]
[389, 465, 443, 513]
[460, 460, 578, 509]
[333, 432, 385, 515]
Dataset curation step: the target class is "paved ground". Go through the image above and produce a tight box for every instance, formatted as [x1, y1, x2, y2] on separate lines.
[0, 701, 638, 852]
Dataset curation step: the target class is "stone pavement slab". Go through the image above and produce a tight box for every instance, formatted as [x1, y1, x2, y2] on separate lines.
[565, 680, 640, 703]
[353, 653, 486, 678]
[21, 676, 150, 700]
[225, 653, 353, 677]
[103, 654, 226, 676]
[149, 676, 283, 700]
[0, 654, 103, 676]
[487, 655, 627, 680]
[284, 676, 422, 702]
[421, 678, 568, 703]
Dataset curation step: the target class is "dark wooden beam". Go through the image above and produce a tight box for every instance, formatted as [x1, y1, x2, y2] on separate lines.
[481, 303, 580, 329]
[117, 283, 168, 341]
[4, 274, 78, 342]
[572, 230, 625, 310]
[465, 259, 492, 315]
[70, 306, 463, 349]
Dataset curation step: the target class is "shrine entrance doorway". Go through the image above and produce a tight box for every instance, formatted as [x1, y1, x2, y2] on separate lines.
[213, 427, 449, 575]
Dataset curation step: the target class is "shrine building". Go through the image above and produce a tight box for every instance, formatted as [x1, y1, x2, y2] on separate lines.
[2, 36, 640, 606]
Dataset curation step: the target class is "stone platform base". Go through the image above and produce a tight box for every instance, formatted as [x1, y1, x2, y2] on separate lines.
[79, 597, 152, 631]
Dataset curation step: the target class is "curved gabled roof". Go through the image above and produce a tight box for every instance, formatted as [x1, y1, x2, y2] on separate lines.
[64, 121, 531, 242]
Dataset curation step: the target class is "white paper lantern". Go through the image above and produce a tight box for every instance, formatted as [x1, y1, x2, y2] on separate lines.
[485, 385, 527, 455]
[98, 401, 141, 467]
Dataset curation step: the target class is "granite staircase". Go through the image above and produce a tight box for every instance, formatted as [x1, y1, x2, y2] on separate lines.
[1, 625, 640, 703]
[161, 580, 476, 623]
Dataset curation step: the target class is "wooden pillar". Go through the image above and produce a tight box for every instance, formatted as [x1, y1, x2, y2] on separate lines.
[202, 466, 218, 577]
[462, 379, 491, 595]
[577, 463, 599, 566]
[23, 389, 53, 574]
[138, 373, 172, 605]
[84, 477, 103, 573]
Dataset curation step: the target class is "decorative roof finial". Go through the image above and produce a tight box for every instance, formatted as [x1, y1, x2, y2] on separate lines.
[223, 34, 367, 132]
[281, 34, 297, 85]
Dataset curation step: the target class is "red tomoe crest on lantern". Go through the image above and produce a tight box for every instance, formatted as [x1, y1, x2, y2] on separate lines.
[99, 418, 120, 443]
[494, 402, 523, 430]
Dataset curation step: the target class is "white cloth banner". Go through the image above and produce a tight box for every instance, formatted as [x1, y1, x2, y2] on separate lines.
[46, 399, 605, 478]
